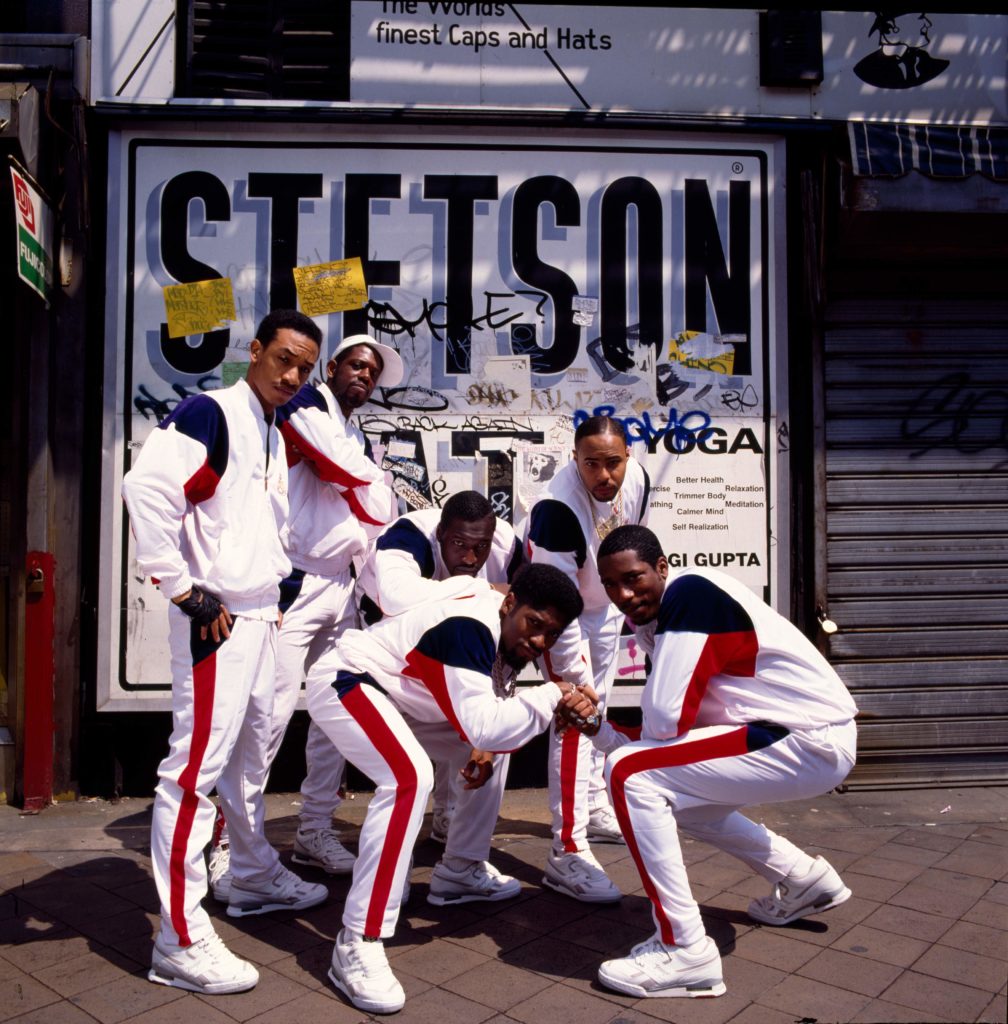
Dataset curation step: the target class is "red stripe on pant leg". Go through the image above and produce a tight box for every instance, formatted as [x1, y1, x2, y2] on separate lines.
[559, 727, 581, 853]
[341, 686, 420, 939]
[168, 649, 218, 946]
[610, 728, 750, 945]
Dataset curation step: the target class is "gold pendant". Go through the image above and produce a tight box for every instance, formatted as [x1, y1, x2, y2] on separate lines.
[595, 513, 621, 539]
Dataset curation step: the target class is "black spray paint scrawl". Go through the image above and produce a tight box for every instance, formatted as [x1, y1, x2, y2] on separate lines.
[854, 11, 950, 90]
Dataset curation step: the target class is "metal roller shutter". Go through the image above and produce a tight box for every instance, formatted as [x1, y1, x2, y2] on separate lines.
[821, 297, 1008, 787]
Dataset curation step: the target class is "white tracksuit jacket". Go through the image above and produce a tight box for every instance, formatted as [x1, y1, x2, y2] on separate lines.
[122, 377, 290, 614]
[277, 381, 394, 575]
[592, 567, 858, 756]
[355, 506, 524, 620]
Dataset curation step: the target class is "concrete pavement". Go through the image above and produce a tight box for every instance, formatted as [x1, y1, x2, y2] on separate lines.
[2, 786, 1006, 1023]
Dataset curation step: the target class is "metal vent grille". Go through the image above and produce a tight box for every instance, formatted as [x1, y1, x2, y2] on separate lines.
[179, 1, 350, 100]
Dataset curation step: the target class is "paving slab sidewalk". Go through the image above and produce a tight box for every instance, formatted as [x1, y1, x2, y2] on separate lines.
[2, 786, 1006, 1024]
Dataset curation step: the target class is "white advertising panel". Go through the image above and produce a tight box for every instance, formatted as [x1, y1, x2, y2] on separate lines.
[99, 126, 786, 709]
[90, 4, 1007, 126]
[350, 7, 1006, 124]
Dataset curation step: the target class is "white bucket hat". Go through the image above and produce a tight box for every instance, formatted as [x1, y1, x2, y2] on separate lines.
[330, 334, 404, 388]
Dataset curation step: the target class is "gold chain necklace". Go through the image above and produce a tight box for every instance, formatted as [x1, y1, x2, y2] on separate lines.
[491, 652, 517, 698]
[587, 487, 625, 540]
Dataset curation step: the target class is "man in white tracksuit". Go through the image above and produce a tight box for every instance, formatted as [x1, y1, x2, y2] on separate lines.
[271, 335, 402, 873]
[356, 490, 525, 901]
[207, 334, 402, 895]
[561, 524, 857, 999]
[305, 563, 584, 1014]
[122, 310, 328, 995]
[521, 415, 650, 902]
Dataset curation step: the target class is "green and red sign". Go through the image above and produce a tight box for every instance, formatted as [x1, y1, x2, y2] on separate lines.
[10, 162, 53, 303]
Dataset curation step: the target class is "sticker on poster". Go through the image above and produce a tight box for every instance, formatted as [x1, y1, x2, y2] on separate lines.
[294, 256, 368, 315]
[477, 356, 531, 412]
[163, 278, 236, 338]
[513, 442, 567, 516]
[572, 294, 598, 328]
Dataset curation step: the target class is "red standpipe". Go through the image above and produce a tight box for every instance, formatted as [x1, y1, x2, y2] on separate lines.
[22, 551, 55, 811]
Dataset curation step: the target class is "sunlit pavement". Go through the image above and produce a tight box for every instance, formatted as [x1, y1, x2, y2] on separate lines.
[2, 786, 1006, 1023]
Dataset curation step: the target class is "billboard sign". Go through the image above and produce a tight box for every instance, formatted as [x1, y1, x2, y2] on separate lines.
[99, 126, 787, 709]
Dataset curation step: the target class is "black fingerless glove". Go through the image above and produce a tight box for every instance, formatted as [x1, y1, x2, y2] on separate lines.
[176, 584, 223, 627]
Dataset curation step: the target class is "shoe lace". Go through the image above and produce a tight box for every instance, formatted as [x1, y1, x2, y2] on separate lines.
[193, 932, 233, 966]
[208, 844, 230, 870]
[471, 861, 499, 884]
[314, 829, 347, 857]
[570, 852, 606, 880]
[630, 938, 673, 965]
[270, 864, 306, 896]
[344, 935, 389, 975]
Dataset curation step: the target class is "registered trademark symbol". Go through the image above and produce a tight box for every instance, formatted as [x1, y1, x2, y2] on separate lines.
[732, 162, 743, 174]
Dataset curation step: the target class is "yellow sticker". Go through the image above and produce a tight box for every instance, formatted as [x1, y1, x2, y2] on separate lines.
[163, 278, 236, 339]
[293, 257, 368, 316]
[667, 330, 736, 376]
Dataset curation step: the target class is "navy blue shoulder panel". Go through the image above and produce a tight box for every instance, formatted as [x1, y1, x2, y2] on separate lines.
[415, 616, 496, 675]
[504, 534, 525, 583]
[162, 394, 229, 481]
[528, 499, 587, 569]
[376, 518, 436, 578]
[638, 466, 651, 522]
[276, 382, 327, 427]
[656, 574, 755, 637]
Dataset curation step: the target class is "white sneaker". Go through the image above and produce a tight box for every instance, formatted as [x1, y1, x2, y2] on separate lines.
[291, 827, 356, 875]
[430, 803, 454, 845]
[428, 859, 521, 906]
[207, 842, 232, 902]
[543, 848, 622, 903]
[227, 863, 329, 917]
[748, 856, 851, 926]
[598, 936, 726, 998]
[148, 931, 259, 994]
[587, 805, 626, 845]
[328, 927, 405, 1014]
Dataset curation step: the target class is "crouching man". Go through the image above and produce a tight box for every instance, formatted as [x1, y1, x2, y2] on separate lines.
[305, 563, 584, 1014]
[560, 524, 857, 999]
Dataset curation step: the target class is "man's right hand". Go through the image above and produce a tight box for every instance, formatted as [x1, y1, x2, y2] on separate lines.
[173, 586, 233, 642]
[555, 683, 601, 736]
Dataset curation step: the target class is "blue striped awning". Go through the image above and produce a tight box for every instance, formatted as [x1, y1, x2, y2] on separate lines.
[848, 122, 1008, 180]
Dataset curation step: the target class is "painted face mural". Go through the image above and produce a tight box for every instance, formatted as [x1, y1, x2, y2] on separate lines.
[854, 11, 950, 89]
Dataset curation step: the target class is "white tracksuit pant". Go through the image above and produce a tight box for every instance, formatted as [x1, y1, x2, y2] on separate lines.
[407, 718, 510, 863]
[267, 568, 355, 832]
[306, 677, 434, 939]
[605, 719, 857, 948]
[547, 604, 621, 853]
[152, 608, 278, 947]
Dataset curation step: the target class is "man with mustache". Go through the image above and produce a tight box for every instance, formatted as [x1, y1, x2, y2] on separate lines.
[521, 415, 651, 902]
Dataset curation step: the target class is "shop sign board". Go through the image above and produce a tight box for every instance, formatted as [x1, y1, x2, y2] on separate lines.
[9, 162, 54, 304]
